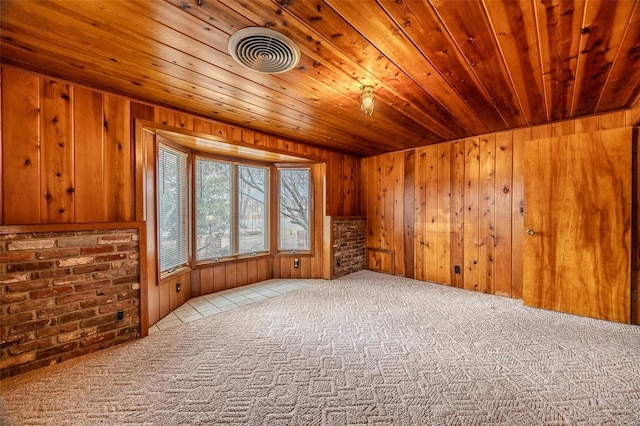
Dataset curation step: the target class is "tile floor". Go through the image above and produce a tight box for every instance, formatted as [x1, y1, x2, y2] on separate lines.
[148, 278, 324, 334]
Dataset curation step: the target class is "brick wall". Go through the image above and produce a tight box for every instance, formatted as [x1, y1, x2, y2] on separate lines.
[0, 229, 140, 378]
[333, 218, 365, 278]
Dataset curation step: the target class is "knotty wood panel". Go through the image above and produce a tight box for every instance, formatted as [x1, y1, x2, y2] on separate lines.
[478, 136, 496, 294]
[436, 144, 451, 285]
[463, 138, 480, 291]
[633, 128, 639, 325]
[2, 67, 360, 227]
[361, 109, 635, 319]
[416, 146, 439, 282]
[103, 95, 132, 222]
[2, 68, 40, 224]
[450, 141, 466, 288]
[413, 152, 425, 281]
[494, 132, 513, 297]
[523, 129, 632, 323]
[74, 87, 105, 222]
[511, 128, 528, 299]
[40, 79, 73, 223]
[403, 151, 415, 279]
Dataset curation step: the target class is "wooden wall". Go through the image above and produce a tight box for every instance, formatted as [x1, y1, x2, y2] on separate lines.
[361, 108, 639, 306]
[0, 66, 361, 329]
[0, 67, 359, 225]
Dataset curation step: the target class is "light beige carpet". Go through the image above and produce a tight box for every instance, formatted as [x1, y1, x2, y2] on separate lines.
[1, 271, 639, 425]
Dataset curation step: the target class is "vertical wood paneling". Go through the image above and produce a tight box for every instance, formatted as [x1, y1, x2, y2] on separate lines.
[463, 138, 480, 291]
[478, 136, 495, 294]
[155, 108, 176, 127]
[392, 152, 405, 276]
[178, 273, 190, 306]
[300, 256, 311, 278]
[494, 132, 513, 297]
[450, 141, 465, 288]
[225, 263, 237, 289]
[213, 265, 226, 292]
[74, 87, 105, 222]
[423, 146, 439, 282]
[193, 118, 212, 135]
[511, 128, 528, 299]
[190, 269, 201, 296]
[131, 102, 155, 223]
[168, 276, 178, 313]
[382, 155, 395, 276]
[413, 150, 426, 281]
[257, 257, 271, 282]
[247, 259, 258, 284]
[158, 280, 170, 320]
[2, 68, 41, 224]
[0, 69, 4, 225]
[200, 267, 214, 295]
[632, 127, 639, 325]
[236, 260, 248, 286]
[40, 79, 74, 223]
[403, 151, 415, 279]
[103, 95, 132, 221]
[437, 143, 451, 285]
[279, 257, 291, 279]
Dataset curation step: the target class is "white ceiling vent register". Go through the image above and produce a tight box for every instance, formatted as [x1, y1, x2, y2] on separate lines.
[228, 27, 300, 74]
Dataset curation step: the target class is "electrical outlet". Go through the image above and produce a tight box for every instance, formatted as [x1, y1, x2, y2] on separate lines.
[116, 310, 124, 322]
[293, 258, 299, 269]
[336, 259, 341, 267]
[454, 265, 461, 274]
[176, 281, 181, 292]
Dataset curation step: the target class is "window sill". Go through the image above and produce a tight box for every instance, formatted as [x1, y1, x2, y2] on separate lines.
[193, 252, 271, 268]
[275, 251, 312, 257]
[160, 265, 191, 282]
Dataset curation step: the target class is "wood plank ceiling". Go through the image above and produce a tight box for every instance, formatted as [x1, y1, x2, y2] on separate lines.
[1, 0, 639, 157]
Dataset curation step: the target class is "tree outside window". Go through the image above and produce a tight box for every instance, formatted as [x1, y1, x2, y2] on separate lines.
[278, 168, 310, 251]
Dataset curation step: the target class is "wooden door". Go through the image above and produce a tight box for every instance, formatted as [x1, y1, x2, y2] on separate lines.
[523, 128, 632, 323]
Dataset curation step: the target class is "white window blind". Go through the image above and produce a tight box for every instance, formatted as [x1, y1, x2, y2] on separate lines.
[158, 144, 189, 273]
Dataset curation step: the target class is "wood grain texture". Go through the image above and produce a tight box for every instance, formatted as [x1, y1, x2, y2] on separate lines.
[103, 95, 132, 222]
[494, 131, 513, 297]
[403, 151, 415, 279]
[1, 1, 637, 157]
[421, 145, 439, 282]
[40, 79, 73, 223]
[523, 129, 632, 323]
[478, 135, 495, 294]
[436, 143, 451, 285]
[632, 127, 639, 325]
[463, 138, 480, 291]
[74, 87, 105, 222]
[2, 68, 40, 224]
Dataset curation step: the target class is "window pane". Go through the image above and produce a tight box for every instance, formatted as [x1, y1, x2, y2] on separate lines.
[158, 145, 188, 272]
[279, 168, 310, 251]
[195, 159, 232, 260]
[239, 166, 268, 254]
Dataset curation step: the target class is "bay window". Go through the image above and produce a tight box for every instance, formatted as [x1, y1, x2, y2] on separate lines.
[156, 143, 309, 274]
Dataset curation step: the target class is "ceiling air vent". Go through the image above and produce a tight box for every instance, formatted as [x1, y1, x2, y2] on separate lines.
[228, 27, 300, 74]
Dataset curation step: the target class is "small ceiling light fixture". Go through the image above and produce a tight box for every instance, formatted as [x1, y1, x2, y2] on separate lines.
[360, 85, 374, 116]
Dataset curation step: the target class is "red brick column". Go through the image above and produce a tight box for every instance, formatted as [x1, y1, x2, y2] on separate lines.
[333, 219, 366, 278]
